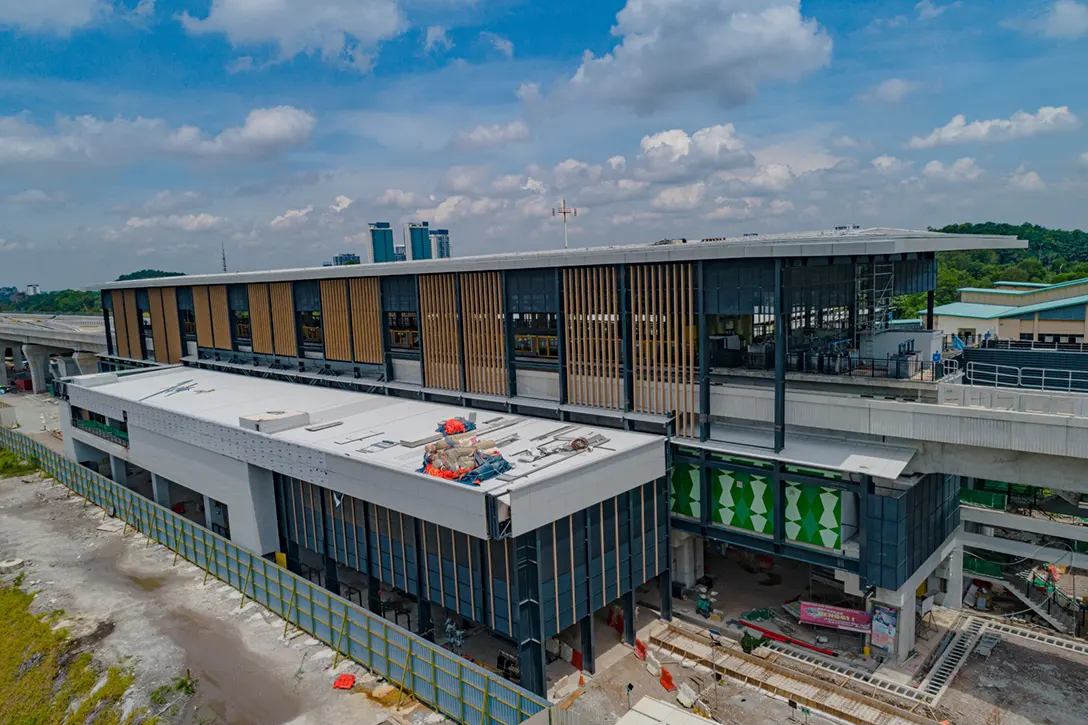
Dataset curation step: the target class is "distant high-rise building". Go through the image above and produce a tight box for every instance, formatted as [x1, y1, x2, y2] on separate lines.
[369, 222, 396, 264]
[405, 222, 431, 261]
[26, 284, 40, 295]
[394, 246, 407, 262]
[429, 228, 451, 259]
[331, 253, 361, 266]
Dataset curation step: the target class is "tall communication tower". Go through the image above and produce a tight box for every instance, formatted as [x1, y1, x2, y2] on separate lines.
[221, 242, 228, 273]
[552, 199, 577, 250]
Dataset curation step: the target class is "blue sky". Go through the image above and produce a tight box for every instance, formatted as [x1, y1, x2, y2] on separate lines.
[1, 0, 1087, 288]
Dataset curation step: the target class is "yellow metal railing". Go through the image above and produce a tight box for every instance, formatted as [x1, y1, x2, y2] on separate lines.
[0, 428, 547, 725]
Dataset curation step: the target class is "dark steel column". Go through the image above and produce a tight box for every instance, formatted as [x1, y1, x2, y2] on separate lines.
[101, 292, 114, 356]
[772, 462, 786, 551]
[415, 278, 427, 390]
[515, 530, 547, 697]
[501, 271, 517, 399]
[926, 290, 935, 331]
[619, 264, 633, 413]
[659, 474, 673, 621]
[622, 588, 636, 646]
[454, 272, 467, 393]
[556, 270, 568, 407]
[415, 522, 434, 641]
[857, 475, 870, 588]
[579, 613, 596, 675]
[377, 282, 394, 384]
[318, 489, 340, 596]
[362, 501, 382, 613]
[698, 261, 710, 441]
[774, 259, 787, 452]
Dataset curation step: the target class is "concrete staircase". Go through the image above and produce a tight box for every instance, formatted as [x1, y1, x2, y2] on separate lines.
[1004, 567, 1075, 634]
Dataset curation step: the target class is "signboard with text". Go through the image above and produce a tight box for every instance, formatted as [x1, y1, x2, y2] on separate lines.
[799, 601, 872, 633]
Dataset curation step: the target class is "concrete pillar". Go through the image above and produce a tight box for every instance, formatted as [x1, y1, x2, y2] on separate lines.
[895, 596, 917, 664]
[21, 343, 50, 393]
[693, 535, 705, 583]
[0, 342, 10, 387]
[203, 494, 215, 530]
[672, 532, 695, 588]
[73, 351, 99, 376]
[944, 546, 964, 609]
[151, 474, 171, 508]
[109, 455, 128, 486]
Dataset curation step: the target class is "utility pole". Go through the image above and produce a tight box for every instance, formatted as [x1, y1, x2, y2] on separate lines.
[552, 199, 577, 250]
[221, 242, 228, 273]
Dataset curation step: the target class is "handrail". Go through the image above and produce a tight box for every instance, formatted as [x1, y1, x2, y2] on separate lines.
[966, 361, 1088, 393]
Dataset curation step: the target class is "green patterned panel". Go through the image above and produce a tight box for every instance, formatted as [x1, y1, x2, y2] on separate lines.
[784, 464, 843, 480]
[671, 463, 701, 519]
[784, 481, 842, 549]
[710, 468, 773, 535]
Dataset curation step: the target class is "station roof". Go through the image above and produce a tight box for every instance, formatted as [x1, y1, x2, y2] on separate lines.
[931, 302, 1018, 319]
[93, 227, 1024, 291]
[67, 367, 665, 537]
[958, 276, 1088, 296]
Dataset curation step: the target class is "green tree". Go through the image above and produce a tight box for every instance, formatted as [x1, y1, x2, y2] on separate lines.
[115, 269, 184, 281]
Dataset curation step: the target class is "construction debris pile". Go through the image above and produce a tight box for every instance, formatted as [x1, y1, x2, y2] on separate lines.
[418, 417, 512, 485]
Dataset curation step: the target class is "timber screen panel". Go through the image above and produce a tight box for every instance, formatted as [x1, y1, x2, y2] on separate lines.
[349, 278, 383, 364]
[460, 271, 507, 396]
[320, 280, 352, 362]
[418, 273, 461, 391]
[161, 287, 183, 363]
[631, 263, 696, 437]
[562, 267, 622, 409]
[110, 290, 130, 358]
[270, 282, 296, 357]
[247, 283, 274, 355]
[148, 288, 169, 363]
[192, 285, 214, 349]
[209, 284, 232, 350]
[122, 289, 142, 360]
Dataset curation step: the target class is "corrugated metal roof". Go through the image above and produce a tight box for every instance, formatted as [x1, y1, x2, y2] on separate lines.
[932, 302, 1017, 319]
[994, 281, 1050, 288]
[959, 276, 1088, 295]
[998, 293, 1088, 317]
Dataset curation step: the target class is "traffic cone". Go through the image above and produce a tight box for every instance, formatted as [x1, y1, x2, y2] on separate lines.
[578, 674, 585, 687]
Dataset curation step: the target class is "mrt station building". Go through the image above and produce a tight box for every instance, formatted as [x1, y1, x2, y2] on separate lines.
[58, 227, 1031, 693]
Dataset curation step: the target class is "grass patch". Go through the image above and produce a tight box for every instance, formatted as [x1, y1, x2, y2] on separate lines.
[0, 578, 155, 724]
[0, 449, 39, 478]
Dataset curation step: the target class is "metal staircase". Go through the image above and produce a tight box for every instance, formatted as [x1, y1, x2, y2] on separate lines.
[1003, 567, 1076, 634]
[921, 616, 986, 699]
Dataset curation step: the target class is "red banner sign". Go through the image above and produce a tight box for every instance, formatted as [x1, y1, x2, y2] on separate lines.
[799, 602, 872, 633]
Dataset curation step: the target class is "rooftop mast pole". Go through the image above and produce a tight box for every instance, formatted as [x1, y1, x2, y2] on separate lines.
[552, 199, 577, 250]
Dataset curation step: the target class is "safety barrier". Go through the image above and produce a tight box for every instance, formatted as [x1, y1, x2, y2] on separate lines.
[0, 428, 548, 725]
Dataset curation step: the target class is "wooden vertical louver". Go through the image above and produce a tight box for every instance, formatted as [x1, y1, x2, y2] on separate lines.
[148, 288, 169, 363]
[192, 285, 214, 349]
[459, 271, 507, 396]
[418, 273, 461, 391]
[348, 278, 383, 364]
[269, 282, 296, 357]
[110, 290, 130, 358]
[320, 280, 351, 362]
[160, 287, 183, 363]
[247, 284, 273, 354]
[562, 267, 622, 409]
[209, 284, 231, 350]
[630, 263, 696, 437]
[122, 289, 141, 359]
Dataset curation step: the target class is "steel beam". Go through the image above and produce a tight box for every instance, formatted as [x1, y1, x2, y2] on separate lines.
[515, 530, 547, 697]
[773, 258, 786, 452]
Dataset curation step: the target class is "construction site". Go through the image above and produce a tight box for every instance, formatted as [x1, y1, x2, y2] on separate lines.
[3, 228, 1088, 725]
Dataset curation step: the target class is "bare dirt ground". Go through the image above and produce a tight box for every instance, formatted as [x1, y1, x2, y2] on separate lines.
[0, 470, 439, 725]
[939, 634, 1088, 725]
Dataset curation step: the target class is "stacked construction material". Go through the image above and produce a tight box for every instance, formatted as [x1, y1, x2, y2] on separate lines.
[418, 417, 512, 485]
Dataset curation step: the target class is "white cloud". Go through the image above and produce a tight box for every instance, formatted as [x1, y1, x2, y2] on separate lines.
[480, 31, 514, 58]
[1007, 165, 1046, 191]
[607, 155, 626, 170]
[746, 163, 794, 191]
[415, 195, 507, 224]
[0, 238, 21, 252]
[916, 0, 961, 20]
[376, 188, 418, 208]
[125, 213, 226, 232]
[0, 0, 136, 35]
[516, 82, 541, 103]
[330, 195, 353, 212]
[553, 158, 603, 189]
[565, 0, 831, 113]
[871, 155, 909, 172]
[922, 157, 982, 181]
[1081, 151, 1088, 167]
[180, 0, 404, 71]
[142, 190, 206, 213]
[860, 78, 921, 104]
[638, 124, 751, 181]
[441, 165, 491, 194]
[908, 106, 1080, 149]
[423, 25, 453, 53]
[453, 120, 530, 149]
[226, 56, 256, 73]
[269, 205, 314, 229]
[579, 179, 650, 205]
[0, 106, 315, 165]
[1032, 1, 1088, 38]
[522, 177, 546, 194]
[651, 182, 707, 211]
[831, 135, 861, 149]
[7, 189, 57, 204]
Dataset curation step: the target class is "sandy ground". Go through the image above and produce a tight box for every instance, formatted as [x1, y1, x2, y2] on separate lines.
[938, 633, 1088, 725]
[0, 470, 436, 725]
